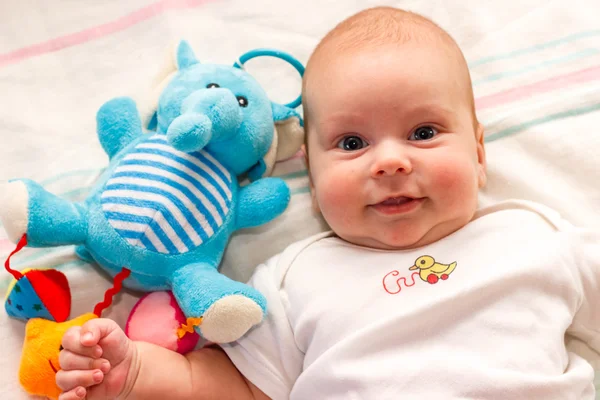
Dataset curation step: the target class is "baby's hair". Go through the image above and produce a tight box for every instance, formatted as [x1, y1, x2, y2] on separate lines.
[314, 7, 447, 52]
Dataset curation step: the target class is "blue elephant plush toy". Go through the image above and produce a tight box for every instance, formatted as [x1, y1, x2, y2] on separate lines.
[0, 40, 304, 345]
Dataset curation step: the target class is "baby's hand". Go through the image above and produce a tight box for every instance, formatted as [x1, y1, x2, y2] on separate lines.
[56, 318, 136, 400]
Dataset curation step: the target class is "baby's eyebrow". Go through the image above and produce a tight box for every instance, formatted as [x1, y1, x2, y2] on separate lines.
[323, 112, 365, 125]
[317, 113, 365, 133]
[404, 104, 455, 118]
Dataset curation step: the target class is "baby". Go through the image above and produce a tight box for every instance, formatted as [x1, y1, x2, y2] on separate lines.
[56, 7, 599, 400]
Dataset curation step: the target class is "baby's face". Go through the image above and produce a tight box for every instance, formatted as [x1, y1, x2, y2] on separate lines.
[305, 41, 486, 250]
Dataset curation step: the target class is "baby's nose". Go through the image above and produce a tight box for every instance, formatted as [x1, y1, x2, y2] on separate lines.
[371, 148, 412, 177]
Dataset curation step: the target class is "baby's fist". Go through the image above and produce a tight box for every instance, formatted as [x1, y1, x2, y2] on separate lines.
[57, 318, 135, 400]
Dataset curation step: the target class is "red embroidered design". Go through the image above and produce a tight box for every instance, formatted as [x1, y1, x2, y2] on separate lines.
[383, 271, 420, 294]
[383, 255, 458, 294]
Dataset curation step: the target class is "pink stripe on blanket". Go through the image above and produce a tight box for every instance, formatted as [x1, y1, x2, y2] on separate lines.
[0, 238, 15, 254]
[0, 0, 211, 67]
[476, 65, 600, 110]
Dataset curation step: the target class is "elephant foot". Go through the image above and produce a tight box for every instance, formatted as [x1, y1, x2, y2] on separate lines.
[0, 181, 29, 243]
[200, 295, 263, 343]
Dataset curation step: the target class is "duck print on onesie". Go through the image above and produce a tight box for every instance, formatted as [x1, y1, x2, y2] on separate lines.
[382, 256, 458, 295]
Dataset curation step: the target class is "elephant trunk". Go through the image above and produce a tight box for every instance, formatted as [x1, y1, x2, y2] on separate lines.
[166, 88, 243, 153]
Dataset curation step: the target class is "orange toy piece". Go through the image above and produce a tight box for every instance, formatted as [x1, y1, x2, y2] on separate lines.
[20, 313, 98, 399]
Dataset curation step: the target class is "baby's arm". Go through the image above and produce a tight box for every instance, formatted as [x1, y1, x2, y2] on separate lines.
[125, 342, 269, 400]
[57, 318, 268, 400]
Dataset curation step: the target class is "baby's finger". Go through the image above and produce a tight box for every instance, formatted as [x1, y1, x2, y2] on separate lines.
[61, 327, 103, 358]
[59, 350, 110, 373]
[58, 386, 87, 400]
[55, 368, 104, 392]
[80, 318, 121, 347]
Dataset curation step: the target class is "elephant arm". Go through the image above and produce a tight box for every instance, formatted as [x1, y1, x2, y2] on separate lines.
[235, 177, 290, 230]
[96, 97, 144, 159]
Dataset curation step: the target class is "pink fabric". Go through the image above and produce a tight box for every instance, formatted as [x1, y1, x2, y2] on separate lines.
[0, 238, 13, 252]
[126, 291, 199, 353]
[126, 292, 180, 351]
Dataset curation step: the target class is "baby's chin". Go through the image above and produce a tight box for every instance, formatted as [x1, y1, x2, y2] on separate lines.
[344, 233, 434, 251]
[338, 218, 472, 251]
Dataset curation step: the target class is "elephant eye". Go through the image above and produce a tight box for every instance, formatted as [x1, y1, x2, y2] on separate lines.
[237, 96, 248, 107]
[206, 83, 220, 89]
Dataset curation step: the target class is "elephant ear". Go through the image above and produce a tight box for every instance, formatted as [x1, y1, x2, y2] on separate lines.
[247, 102, 304, 181]
[272, 102, 305, 161]
[136, 40, 201, 131]
[175, 40, 200, 70]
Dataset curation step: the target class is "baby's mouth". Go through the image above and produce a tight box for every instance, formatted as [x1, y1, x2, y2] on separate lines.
[379, 197, 414, 206]
[370, 196, 424, 214]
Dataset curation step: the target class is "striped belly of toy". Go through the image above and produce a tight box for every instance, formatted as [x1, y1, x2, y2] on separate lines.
[100, 134, 234, 255]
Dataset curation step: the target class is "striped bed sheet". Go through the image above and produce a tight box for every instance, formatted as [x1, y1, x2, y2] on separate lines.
[0, 0, 599, 398]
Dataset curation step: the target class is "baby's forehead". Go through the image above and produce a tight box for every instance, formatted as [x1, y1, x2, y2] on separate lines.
[305, 38, 469, 103]
[305, 20, 466, 92]
[321, 30, 460, 69]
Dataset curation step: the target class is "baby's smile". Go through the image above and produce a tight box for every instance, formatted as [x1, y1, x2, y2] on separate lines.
[369, 196, 425, 216]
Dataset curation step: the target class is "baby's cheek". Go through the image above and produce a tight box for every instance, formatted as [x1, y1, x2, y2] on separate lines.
[316, 176, 357, 225]
[318, 183, 349, 214]
[429, 158, 478, 204]
[433, 166, 465, 189]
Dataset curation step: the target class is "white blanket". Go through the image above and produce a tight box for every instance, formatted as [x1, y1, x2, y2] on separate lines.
[1, 0, 599, 398]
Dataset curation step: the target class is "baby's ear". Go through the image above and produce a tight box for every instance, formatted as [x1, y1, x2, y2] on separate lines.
[476, 123, 487, 188]
[304, 150, 320, 213]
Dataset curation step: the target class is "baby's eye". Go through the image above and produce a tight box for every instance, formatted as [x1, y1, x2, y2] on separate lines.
[337, 135, 368, 151]
[409, 126, 438, 141]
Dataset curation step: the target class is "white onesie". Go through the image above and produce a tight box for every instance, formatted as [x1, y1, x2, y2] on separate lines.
[221, 200, 600, 399]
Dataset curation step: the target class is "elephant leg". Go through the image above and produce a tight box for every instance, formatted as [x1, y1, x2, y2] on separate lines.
[126, 291, 199, 354]
[0, 179, 87, 246]
[170, 263, 266, 343]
